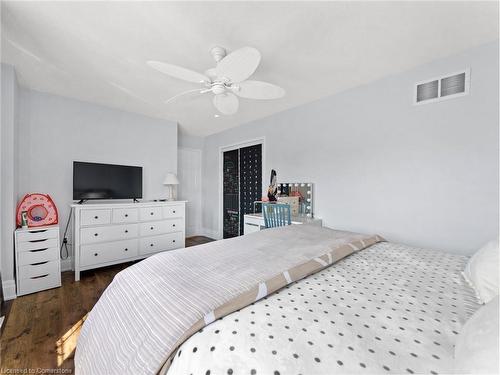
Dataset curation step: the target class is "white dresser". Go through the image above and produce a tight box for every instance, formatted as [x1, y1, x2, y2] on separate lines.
[72, 201, 186, 281]
[15, 225, 62, 296]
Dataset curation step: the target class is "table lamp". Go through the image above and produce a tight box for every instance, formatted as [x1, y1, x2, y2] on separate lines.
[163, 173, 179, 201]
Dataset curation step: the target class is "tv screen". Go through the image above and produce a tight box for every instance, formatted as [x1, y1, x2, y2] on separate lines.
[73, 161, 142, 200]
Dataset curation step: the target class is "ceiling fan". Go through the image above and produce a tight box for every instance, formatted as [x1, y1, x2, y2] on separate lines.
[147, 46, 285, 115]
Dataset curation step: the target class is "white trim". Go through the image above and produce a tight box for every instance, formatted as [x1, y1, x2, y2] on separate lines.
[2, 279, 16, 301]
[201, 227, 220, 240]
[413, 67, 471, 105]
[178, 147, 203, 237]
[61, 258, 72, 272]
[218, 137, 266, 239]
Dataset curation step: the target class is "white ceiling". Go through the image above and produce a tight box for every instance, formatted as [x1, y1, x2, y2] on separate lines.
[1, 1, 498, 136]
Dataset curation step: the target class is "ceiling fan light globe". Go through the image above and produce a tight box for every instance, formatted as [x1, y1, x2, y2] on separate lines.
[212, 85, 225, 95]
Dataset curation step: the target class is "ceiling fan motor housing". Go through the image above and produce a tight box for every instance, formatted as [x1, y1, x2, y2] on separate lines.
[210, 46, 227, 62]
[212, 84, 226, 95]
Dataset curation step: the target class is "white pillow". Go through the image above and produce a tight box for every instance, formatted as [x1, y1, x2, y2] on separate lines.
[454, 295, 499, 374]
[463, 238, 499, 304]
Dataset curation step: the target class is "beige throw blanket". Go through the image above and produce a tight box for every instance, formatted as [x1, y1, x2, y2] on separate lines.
[75, 224, 383, 375]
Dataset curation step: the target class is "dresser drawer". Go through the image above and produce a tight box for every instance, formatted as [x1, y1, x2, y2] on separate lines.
[80, 239, 139, 267]
[140, 232, 183, 256]
[163, 204, 184, 219]
[17, 228, 58, 242]
[112, 208, 139, 223]
[18, 247, 59, 266]
[17, 238, 59, 252]
[139, 218, 183, 236]
[139, 206, 162, 221]
[19, 260, 59, 279]
[18, 272, 60, 296]
[80, 224, 138, 244]
[81, 209, 111, 226]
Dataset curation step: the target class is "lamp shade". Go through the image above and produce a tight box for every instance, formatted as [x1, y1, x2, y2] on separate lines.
[163, 173, 179, 185]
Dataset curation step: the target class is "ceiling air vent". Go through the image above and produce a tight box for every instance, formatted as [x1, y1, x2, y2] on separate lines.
[414, 68, 470, 105]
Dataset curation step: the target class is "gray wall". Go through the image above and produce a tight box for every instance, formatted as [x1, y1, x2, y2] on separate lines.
[178, 131, 204, 150]
[17, 89, 178, 268]
[202, 41, 499, 255]
[1, 63, 19, 299]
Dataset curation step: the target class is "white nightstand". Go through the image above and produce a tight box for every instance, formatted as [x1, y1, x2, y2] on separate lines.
[15, 225, 61, 296]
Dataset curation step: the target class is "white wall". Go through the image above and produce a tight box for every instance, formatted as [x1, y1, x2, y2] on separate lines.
[178, 131, 204, 150]
[17, 89, 178, 268]
[202, 41, 499, 255]
[1, 63, 19, 299]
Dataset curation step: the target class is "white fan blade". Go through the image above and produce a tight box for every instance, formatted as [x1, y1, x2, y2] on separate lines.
[234, 80, 285, 99]
[215, 47, 261, 83]
[147, 60, 208, 83]
[213, 92, 239, 115]
[205, 68, 218, 80]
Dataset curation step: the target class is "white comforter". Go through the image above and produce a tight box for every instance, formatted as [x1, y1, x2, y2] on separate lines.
[167, 242, 479, 375]
[75, 225, 376, 375]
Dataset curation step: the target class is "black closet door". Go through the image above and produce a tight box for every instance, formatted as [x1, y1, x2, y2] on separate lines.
[239, 144, 262, 234]
[223, 149, 239, 238]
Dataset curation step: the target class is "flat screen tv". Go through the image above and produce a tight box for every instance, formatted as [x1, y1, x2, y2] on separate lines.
[73, 161, 142, 201]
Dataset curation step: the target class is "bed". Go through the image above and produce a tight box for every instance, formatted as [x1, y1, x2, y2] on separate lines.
[75, 224, 480, 375]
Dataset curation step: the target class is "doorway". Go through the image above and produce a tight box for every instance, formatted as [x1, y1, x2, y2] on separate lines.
[221, 142, 263, 238]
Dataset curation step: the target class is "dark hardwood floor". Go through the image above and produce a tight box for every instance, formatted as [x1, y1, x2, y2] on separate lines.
[0, 236, 214, 371]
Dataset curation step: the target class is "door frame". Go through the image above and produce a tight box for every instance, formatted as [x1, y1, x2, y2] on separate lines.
[218, 137, 266, 239]
[178, 147, 202, 237]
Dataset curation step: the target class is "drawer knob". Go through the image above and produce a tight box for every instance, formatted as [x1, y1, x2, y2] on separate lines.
[150, 243, 154, 247]
[173, 224, 176, 227]
[150, 212, 154, 215]
[94, 253, 98, 256]
[173, 240, 176, 243]
[94, 233, 98, 237]
[125, 230, 128, 233]
[173, 210, 176, 214]
[150, 226, 154, 230]
[94, 216, 98, 219]
[125, 214, 128, 217]
[124, 248, 128, 251]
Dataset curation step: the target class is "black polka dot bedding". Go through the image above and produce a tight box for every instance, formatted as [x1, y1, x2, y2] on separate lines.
[167, 242, 479, 375]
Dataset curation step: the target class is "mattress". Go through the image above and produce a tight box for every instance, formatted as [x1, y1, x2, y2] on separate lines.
[166, 242, 480, 375]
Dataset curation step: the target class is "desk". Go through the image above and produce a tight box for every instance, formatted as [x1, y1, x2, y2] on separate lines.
[243, 213, 322, 235]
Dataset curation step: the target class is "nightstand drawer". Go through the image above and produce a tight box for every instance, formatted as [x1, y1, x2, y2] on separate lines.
[17, 238, 59, 252]
[17, 228, 58, 242]
[18, 272, 60, 296]
[19, 260, 59, 279]
[18, 247, 59, 266]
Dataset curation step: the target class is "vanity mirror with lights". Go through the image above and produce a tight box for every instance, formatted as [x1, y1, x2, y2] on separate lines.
[276, 182, 314, 217]
[243, 182, 321, 235]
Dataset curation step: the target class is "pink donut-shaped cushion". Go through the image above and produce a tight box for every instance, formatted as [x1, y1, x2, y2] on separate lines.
[16, 193, 58, 227]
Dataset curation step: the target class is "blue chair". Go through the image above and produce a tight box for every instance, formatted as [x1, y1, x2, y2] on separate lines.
[262, 203, 291, 228]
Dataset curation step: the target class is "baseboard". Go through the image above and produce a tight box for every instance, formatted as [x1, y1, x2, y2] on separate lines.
[61, 258, 72, 272]
[201, 228, 221, 240]
[2, 279, 16, 301]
